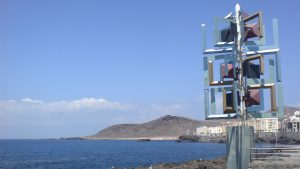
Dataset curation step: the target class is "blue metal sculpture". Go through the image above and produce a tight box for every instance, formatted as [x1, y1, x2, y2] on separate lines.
[202, 4, 283, 121]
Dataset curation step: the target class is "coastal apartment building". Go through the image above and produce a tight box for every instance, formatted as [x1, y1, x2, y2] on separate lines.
[195, 118, 279, 135]
[252, 118, 279, 132]
[287, 119, 300, 132]
[287, 111, 300, 132]
[195, 126, 223, 135]
[220, 118, 279, 133]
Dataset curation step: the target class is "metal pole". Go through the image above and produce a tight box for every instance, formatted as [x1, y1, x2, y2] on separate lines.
[235, 4, 247, 125]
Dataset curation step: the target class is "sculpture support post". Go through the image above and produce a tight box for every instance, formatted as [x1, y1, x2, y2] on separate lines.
[227, 126, 254, 169]
[226, 5, 253, 169]
[235, 4, 246, 124]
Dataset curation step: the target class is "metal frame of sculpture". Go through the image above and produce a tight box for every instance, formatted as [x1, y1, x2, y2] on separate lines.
[202, 4, 283, 120]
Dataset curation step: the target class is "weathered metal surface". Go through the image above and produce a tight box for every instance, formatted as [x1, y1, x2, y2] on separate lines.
[227, 126, 254, 169]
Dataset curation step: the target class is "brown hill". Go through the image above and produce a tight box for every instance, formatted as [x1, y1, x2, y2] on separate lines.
[89, 106, 300, 139]
[90, 115, 222, 139]
[284, 106, 300, 118]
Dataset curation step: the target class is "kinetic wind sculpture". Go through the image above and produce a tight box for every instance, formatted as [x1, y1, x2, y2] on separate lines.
[201, 4, 283, 121]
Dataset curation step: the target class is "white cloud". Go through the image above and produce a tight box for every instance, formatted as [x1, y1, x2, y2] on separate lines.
[0, 97, 129, 114]
[20, 98, 44, 104]
[0, 97, 203, 138]
[67, 97, 124, 110]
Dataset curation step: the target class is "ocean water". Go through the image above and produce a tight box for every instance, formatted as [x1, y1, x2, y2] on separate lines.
[0, 139, 226, 169]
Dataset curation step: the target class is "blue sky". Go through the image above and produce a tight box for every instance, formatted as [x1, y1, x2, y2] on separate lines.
[0, 0, 299, 138]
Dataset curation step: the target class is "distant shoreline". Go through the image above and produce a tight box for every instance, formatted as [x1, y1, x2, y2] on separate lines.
[80, 136, 179, 141]
[67, 132, 300, 145]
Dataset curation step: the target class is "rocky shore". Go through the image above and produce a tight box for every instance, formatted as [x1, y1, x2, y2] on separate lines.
[255, 132, 300, 144]
[139, 146, 283, 169]
[177, 135, 226, 143]
[177, 132, 300, 144]
[139, 157, 226, 169]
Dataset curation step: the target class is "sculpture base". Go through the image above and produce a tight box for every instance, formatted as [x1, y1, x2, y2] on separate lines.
[226, 126, 254, 169]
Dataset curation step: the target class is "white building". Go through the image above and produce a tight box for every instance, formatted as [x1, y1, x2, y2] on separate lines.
[221, 118, 279, 133]
[287, 111, 300, 132]
[196, 126, 208, 135]
[208, 126, 223, 134]
[195, 126, 223, 135]
[253, 118, 279, 132]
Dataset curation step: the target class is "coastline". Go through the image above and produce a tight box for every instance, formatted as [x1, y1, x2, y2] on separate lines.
[139, 157, 226, 169]
[81, 136, 179, 141]
[63, 132, 300, 145]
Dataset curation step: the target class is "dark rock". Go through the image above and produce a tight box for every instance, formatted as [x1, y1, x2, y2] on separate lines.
[137, 139, 151, 142]
[254, 132, 300, 144]
[60, 137, 85, 140]
[177, 135, 226, 143]
[140, 157, 226, 169]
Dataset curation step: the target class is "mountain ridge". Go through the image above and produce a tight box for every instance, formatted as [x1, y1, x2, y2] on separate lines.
[86, 106, 300, 140]
[89, 115, 224, 139]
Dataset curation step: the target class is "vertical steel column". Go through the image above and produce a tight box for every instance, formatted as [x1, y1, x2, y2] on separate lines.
[235, 4, 246, 124]
[227, 126, 254, 169]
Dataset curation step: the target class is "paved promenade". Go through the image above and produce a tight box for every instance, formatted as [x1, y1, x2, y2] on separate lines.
[249, 145, 300, 169]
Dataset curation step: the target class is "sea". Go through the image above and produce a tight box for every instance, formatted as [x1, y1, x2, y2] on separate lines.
[0, 139, 226, 169]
